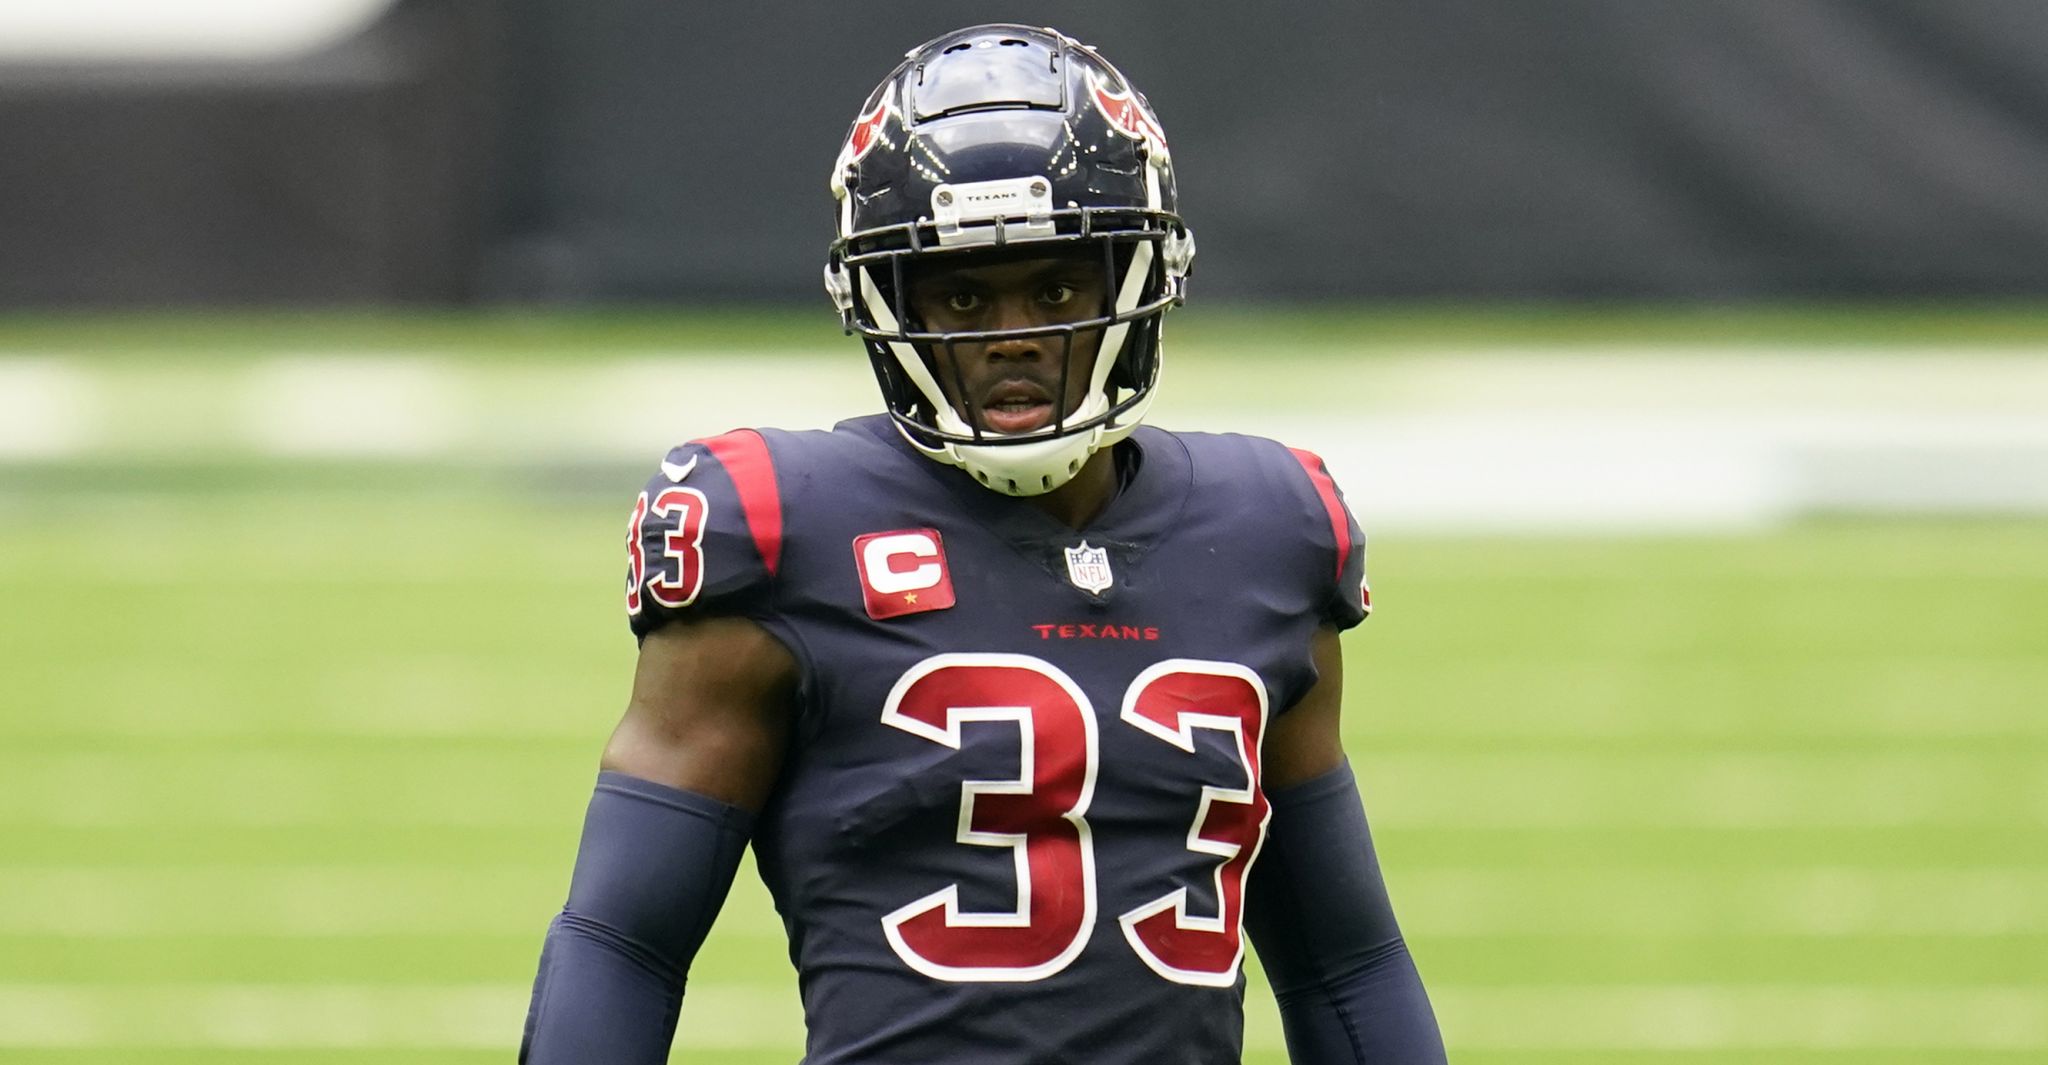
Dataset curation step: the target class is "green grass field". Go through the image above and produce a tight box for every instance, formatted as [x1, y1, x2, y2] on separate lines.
[2, 310, 2044, 1062]
[2, 490, 2042, 1063]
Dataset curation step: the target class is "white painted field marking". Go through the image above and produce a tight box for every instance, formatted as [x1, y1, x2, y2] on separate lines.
[7, 350, 2048, 531]
[1, 751, 2034, 828]
[1285, 349, 2048, 414]
[1360, 751, 2043, 828]
[0, 984, 801, 1049]
[0, 752, 570, 828]
[0, 661, 612, 741]
[1352, 676, 2048, 739]
[239, 357, 469, 457]
[0, 868, 534, 936]
[0, 359, 96, 458]
[0, 984, 2038, 1050]
[1393, 867, 2048, 937]
[1427, 986, 2048, 1051]
[0, 866, 793, 939]
[1243, 409, 2048, 533]
[1, 866, 2040, 938]
[578, 355, 868, 455]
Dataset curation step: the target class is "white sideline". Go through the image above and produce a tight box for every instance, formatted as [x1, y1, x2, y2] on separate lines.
[240, 357, 469, 457]
[0, 359, 96, 459]
[0, 983, 2040, 1050]
[4, 350, 2047, 531]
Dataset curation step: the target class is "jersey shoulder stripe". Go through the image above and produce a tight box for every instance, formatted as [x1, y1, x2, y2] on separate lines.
[1287, 447, 1353, 583]
[1168, 429, 1371, 628]
[698, 429, 784, 578]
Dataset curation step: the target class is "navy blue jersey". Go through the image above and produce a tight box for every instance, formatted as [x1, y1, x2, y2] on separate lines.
[625, 414, 1369, 1065]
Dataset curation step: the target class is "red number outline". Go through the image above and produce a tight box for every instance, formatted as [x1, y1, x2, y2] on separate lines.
[876, 654, 1275, 986]
[878, 653, 1100, 983]
[1116, 659, 1271, 986]
[638, 486, 710, 610]
[625, 491, 650, 614]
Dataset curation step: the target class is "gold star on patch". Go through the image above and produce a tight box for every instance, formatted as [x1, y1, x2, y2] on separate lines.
[904, 592, 919, 604]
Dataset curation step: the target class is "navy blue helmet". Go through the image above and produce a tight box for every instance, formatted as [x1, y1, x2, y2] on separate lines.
[825, 24, 1195, 495]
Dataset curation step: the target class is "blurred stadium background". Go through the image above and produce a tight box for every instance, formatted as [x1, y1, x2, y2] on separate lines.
[2, 2, 2045, 1063]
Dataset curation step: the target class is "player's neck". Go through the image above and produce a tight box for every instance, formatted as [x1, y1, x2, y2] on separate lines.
[1024, 447, 1119, 529]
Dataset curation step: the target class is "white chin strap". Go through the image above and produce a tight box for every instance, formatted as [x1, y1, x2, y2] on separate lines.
[863, 242, 1159, 497]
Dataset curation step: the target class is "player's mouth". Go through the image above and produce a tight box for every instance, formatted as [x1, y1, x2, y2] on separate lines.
[975, 380, 1059, 434]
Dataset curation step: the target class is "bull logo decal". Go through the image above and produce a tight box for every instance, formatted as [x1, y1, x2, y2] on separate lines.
[834, 87, 895, 185]
[1087, 72, 1168, 155]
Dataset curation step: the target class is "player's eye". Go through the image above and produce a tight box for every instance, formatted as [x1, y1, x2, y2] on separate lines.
[943, 291, 982, 314]
[1039, 283, 1076, 306]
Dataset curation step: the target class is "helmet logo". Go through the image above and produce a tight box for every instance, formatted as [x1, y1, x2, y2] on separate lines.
[1087, 71, 1168, 155]
[836, 88, 895, 176]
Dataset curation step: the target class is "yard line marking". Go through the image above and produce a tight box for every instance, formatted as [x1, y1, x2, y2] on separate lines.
[0, 866, 786, 941]
[1394, 867, 2048, 936]
[1315, 350, 2048, 415]
[580, 356, 867, 453]
[239, 357, 468, 457]
[9, 751, 2033, 829]
[10, 350, 2048, 530]
[1424, 985, 2048, 1051]
[0, 984, 2038, 1050]
[0, 358, 96, 458]
[0, 984, 799, 1049]
[2, 867, 2042, 938]
[1359, 751, 2045, 829]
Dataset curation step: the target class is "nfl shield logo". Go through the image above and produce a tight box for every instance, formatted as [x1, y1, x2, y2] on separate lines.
[1064, 541, 1114, 595]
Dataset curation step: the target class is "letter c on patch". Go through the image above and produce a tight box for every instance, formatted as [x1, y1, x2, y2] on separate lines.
[861, 532, 942, 594]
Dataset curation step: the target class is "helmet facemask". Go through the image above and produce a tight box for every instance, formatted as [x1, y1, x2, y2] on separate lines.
[837, 229, 1179, 495]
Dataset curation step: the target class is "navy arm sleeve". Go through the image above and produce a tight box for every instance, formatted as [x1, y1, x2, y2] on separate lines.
[520, 772, 754, 1064]
[1244, 762, 1447, 1064]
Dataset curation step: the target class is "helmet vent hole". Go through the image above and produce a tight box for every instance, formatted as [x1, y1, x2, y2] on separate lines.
[999, 38, 1029, 47]
[942, 43, 972, 55]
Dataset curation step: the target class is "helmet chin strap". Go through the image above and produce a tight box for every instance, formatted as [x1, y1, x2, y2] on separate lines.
[859, 239, 1161, 497]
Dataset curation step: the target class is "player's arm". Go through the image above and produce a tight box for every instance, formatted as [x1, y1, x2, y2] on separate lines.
[520, 616, 798, 1065]
[1248, 626, 1449, 1064]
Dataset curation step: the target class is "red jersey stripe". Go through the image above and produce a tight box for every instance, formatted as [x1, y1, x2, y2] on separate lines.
[1287, 447, 1352, 582]
[700, 430, 785, 578]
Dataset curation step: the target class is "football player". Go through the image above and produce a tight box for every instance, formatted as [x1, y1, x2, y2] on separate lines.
[522, 24, 1446, 1064]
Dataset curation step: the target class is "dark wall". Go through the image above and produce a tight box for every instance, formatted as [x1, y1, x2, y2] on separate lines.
[5, 1, 2048, 306]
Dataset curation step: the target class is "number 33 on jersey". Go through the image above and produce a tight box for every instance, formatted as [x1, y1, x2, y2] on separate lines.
[880, 653, 1269, 987]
